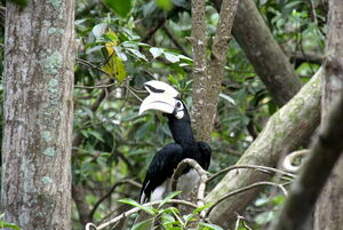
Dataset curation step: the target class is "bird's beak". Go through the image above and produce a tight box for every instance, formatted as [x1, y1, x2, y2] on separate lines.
[139, 93, 177, 115]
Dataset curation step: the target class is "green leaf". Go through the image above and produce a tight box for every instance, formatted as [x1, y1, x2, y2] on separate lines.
[271, 195, 286, 205]
[219, 93, 236, 105]
[88, 130, 105, 143]
[158, 191, 181, 208]
[192, 202, 213, 214]
[132, 218, 154, 230]
[198, 222, 224, 230]
[0, 221, 20, 230]
[101, 49, 128, 82]
[118, 199, 156, 215]
[156, 0, 173, 11]
[103, 0, 132, 17]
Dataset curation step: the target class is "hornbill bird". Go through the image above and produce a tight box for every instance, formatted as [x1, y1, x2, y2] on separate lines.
[138, 80, 211, 203]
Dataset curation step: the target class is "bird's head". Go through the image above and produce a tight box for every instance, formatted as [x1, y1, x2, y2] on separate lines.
[139, 80, 186, 119]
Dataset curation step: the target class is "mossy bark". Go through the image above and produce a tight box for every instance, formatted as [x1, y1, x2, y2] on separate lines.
[191, 0, 239, 142]
[206, 69, 322, 228]
[0, 0, 74, 229]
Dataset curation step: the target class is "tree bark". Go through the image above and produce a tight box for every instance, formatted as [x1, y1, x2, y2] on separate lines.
[314, 0, 343, 229]
[0, 0, 74, 229]
[214, 0, 303, 106]
[191, 0, 239, 142]
[268, 70, 343, 230]
[205, 69, 322, 228]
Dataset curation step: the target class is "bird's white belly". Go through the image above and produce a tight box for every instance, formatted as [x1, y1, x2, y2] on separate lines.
[149, 169, 200, 202]
[150, 179, 170, 201]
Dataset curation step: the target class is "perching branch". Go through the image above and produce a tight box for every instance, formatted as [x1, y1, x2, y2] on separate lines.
[85, 199, 198, 230]
[269, 93, 343, 230]
[171, 158, 208, 208]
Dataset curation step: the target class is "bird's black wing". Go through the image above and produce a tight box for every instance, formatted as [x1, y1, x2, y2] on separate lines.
[140, 143, 183, 203]
[197, 141, 212, 170]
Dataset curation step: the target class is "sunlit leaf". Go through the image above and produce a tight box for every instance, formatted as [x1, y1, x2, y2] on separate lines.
[118, 198, 157, 215]
[219, 93, 236, 105]
[0, 221, 20, 230]
[156, 0, 173, 11]
[192, 202, 213, 214]
[164, 52, 180, 63]
[127, 48, 148, 61]
[149, 47, 163, 59]
[101, 37, 128, 82]
[92, 23, 107, 38]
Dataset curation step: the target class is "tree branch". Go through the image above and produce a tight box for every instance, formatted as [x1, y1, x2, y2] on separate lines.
[213, 0, 303, 106]
[192, 0, 239, 141]
[269, 91, 343, 230]
[171, 158, 208, 208]
[205, 67, 323, 227]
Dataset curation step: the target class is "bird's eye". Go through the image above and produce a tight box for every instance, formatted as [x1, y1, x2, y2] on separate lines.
[176, 101, 182, 108]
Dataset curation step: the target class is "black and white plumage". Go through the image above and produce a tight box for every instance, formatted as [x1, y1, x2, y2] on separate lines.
[138, 80, 211, 203]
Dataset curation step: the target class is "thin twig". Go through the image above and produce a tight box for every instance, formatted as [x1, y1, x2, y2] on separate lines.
[89, 179, 142, 220]
[127, 86, 143, 102]
[75, 82, 117, 89]
[207, 164, 296, 183]
[77, 58, 111, 77]
[85, 199, 197, 230]
[205, 181, 288, 217]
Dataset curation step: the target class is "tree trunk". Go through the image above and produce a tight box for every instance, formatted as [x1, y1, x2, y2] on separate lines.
[314, 0, 343, 229]
[268, 70, 343, 230]
[214, 0, 302, 106]
[205, 69, 322, 228]
[0, 0, 74, 229]
[191, 0, 239, 142]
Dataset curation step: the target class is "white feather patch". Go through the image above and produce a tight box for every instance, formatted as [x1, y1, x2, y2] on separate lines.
[150, 179, 170, 201]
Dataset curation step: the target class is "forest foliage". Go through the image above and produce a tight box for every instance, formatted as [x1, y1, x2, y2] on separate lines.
[0, 0, 327, 229]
